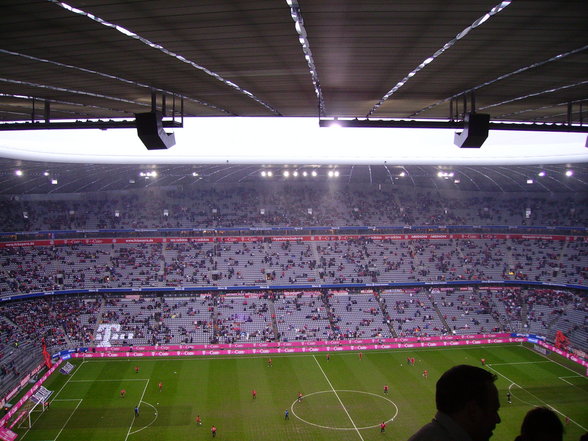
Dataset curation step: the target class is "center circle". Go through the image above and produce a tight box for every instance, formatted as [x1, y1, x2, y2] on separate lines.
[290, 390, 399, 431]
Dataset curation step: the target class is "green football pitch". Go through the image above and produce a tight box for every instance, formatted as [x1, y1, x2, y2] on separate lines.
[15, 343, 588, 441]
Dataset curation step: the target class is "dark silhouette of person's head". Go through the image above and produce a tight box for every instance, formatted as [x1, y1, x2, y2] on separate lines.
[516, 407, 563, 441]
[436, 364, 501, 441]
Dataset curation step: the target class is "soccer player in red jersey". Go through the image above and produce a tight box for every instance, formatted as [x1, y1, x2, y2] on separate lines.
[267, 358, 272, 367]
[252, 389, 256, 399]
[135, 366, 140, 374]
[120, 389, 126, 398]
[211, 425, 217, 437]
[384, 385, 389, 394]
[380, 421, 386, 432]
[297, 392, 303, 402]
[158, 381, 163, 391]
[423, 369, 429, 379]
[196, 415, 202, 426]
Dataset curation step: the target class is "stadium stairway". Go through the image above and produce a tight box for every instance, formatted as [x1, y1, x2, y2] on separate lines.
[269, 300, 280, 340]
[309, 241, 322, 282]
[520, 292, 529, 328]
[375, 293, 398, 338]
[431, 299, 452, 334]
[320, 293, 338, 337]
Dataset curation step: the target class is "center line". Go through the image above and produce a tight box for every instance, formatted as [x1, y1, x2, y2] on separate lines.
[312, 355, 364, 441]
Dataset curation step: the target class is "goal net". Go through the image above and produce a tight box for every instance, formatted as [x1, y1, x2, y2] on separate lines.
[16, 386, 53, 430]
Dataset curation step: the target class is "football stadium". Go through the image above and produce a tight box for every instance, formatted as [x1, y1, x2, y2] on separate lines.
[1, 2, 587, 441]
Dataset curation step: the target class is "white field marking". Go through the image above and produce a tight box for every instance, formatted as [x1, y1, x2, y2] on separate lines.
[507, 383, 536, 408]
[312, 355, 364, 441]
[489, 365, 587, 432]
[54, 398, 83, 441]
[124, 379, 150, 441]
[488, 361, 551, 366]
[485, 365, 521, 388]
[558, 376, 587, 392]
[51, 360, 85, 401]
[129, 401, 158, 435]
[21, 360, 86, 439]
[19, 397, 87, 440]
[290, 390, 398, 430]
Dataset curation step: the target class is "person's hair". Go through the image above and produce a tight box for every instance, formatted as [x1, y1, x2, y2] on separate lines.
[519, 407, 563, 441]
[435, 364, 497, 414]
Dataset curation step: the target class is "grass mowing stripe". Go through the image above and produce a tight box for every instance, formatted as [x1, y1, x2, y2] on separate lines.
[129, 402, 158, 435]
[51, 360, 84, 402]
[20, 361, 85, 441]
[124, 379, 150, 441]
[312, 355, 364, 441]
[557, 377, 586, 392]
[17, 344, 587, 441]
[54, 399, 83, 441]
[487, 364, 588, 432]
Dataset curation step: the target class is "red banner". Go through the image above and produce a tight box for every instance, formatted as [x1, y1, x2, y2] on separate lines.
[0, 233, 579, 248]
[42, 340, 52, 369]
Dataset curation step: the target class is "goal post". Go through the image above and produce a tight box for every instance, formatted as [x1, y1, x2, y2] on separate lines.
[16, 386, 52, 430]
[22, 399, 46, 430]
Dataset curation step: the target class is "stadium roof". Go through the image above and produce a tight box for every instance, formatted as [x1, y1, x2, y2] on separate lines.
[1, 1, 587, 194]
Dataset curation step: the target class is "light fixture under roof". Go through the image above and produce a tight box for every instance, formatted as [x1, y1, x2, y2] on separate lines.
[287, 0, 324, 116]
[15, 170, 23, 176]
[538, 171, 546, 177]
[565, 169, 574, 177]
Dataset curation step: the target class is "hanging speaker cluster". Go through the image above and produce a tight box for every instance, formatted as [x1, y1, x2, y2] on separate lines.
[454, 113, 490, 148]
[135, 111, 176, 150]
